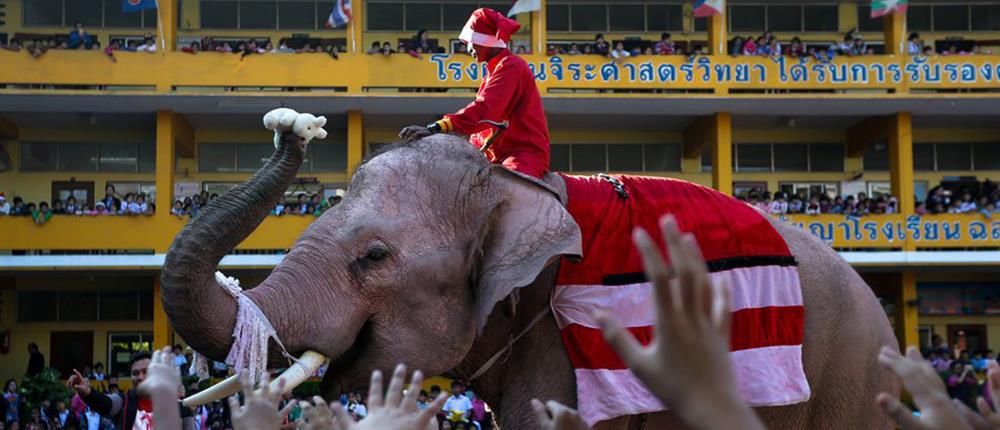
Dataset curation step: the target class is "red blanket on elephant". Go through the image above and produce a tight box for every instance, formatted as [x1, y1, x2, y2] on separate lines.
[553, 174, 810, 425]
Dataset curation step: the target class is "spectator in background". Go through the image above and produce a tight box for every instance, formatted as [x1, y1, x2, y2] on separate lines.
[172, 345, 187, 370]
[742, 36, 758, 56]
[328, 195, 342, 209]
[121, 193, 135, 215]
[12, 197, 27, 216]
[367, 41, 381, 54]
[181, 41, 201, 54]
[298, 42, 317, 53]
[516, 45, 528, 55]
[137, 35, 157, 53]
[443, 381, 472, 429]
[32, 202, 52, 225]
[769, 193, 789, 215]
[915, 201, 928, 215]
[850, 37, 868, 56]
[729, 36, 744, 56]
[4, 379, 20, 424]
[654, 32, 674, 55]
[0, 194, 10, 215]
[27, 343, 44, 377]
[69, 22, 92, 49]
[908, 32, 923, 55]
[946, 361, 979, 409]
[171, 200, 185, 217]
[104, 40, 121, 62]
[64, 196, 78, 215]
[610, 42, 630, 63]
[788, 37, 805, 58]
[593, 33, 610, 56]
[581, 44, 593, 55]
[296, 194, 309, 215]
[51, 199, 65, 215]
[567, 43, 581, 55]
[2, 38, 21, 52]
[27, 40, 49, 59]
[380, 41, 395, 55]
[412, 29, 432, 53]
[958, 192, 977, 213]
[91, 363, 106, 382]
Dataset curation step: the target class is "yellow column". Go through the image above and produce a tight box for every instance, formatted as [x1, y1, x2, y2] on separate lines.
[533, 0, 547, 55]
[708, 9, 727, 55]
[895, 271, 919, 350]
[153, 278, 174, 350]
[347, 111, 364, 174]
[888, 112, 915, 251]
[711, 112, 733, 195]
[155, 111, 176, 253]
[883, 10, 906, 55]
[158, 0, 178, 52]
[350, 0, 365, 54]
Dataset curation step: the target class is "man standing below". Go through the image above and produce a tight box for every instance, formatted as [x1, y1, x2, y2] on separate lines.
[68, 351, 193, 430]
[443, 381, 473, 429]
[399, 8, 551, 180]
[26, 343, 44, 377]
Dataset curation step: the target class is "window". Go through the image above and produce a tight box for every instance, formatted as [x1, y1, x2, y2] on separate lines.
[100, 142, 139, 173]
[778, 182, 839, 200]
[863, 144, 889, 172]
[201, 1, 239, 29]
[65, 0, 103, 26]
[646, 5, 683, 32]
[730, 5, 765, 32]
[803, 5, 838, 32]
[367, 2, 404, 30]
[571, 144, 606, 172]
[608, 144, 643, 171]
[857, 5, 884, 32]
[694, 16, 707, 32]
[59, 143, 99, 172]
[908, 6, 932, 32]
[108, 332, 153, 378]
[610, 5, 644, 32]
[406, 3, 442, 31]
[572, 5, 607, 32]
[236, 144, 274, 172]
[18, 292, 58, 322]
[21, 142, 58, 172]
[773, 144, 808, 172]
[643, 143, 681, 171]
[551, 144, 570, 172]
[105, 0, 142, 27]
[767, 5, 801, 32]
[735, 144, 770, 172]
[546, 4, 570, 31]
[23, 0, 63, 26]
[972, 6, 1000, 31]
[100, 291, 140, 321]
[199, 143, 237, 173]
[279, 2, 317, 29]
[914, 143, 935, 171]
[973, 143, 1000, 170]
[59, 292, 99, 321]
[937, 143, 972, 170]
[240, 2, 277, 29]
[934, 5, 970, 32]
[444, 4, 479, 31]
[809, 144, 844, 172]
[311, 143, 348, 172]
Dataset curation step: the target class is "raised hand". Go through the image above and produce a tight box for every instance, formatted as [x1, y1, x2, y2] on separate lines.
[67, 369, 92, 396]
[229, 373, 295, 430]
[531, 399, 591, 430]
[327, 364, 447, 430]
[297, 397, 335, 430]
[139, 347, 181, 398]
[595, 215, 765, 430]
[876, 345, 973, 430]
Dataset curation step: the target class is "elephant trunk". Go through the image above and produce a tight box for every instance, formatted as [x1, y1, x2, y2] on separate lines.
[161, 133, 305, 361]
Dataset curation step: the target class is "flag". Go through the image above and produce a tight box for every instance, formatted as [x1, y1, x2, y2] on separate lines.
[507, 0, 540, 17]
[871, 0, 907, 18]
[122, 0, 157, 13]
[325, 0, 352, 29]
[693, 0, 724, 18]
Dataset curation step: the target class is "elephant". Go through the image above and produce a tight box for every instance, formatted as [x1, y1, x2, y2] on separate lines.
[161, 131, 898, 429]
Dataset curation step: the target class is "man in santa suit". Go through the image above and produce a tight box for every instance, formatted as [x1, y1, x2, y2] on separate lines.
[399, 8, 550, 179]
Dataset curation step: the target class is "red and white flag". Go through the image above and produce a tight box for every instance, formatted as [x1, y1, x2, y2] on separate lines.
[693, 0, 724, 18]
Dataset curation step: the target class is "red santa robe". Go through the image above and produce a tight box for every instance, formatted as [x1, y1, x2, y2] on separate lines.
[434, 10, 550, 179]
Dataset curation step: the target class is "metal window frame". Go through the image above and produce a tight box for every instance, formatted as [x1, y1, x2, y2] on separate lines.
[727, 3, 838, 34]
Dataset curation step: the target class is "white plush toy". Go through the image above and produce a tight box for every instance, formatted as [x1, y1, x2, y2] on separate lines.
[262, 108, 328, 148]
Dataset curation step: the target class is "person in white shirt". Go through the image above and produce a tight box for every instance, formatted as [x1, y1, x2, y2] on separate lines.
[443, 381, 473, 428]
[137, 36, 157, 53]
[121, 193, 135, 215]
[0, 194, 10, 215]
[768, 193, 789, 215]
[958, 192, 978, 213]
[610, 42, 631, 61]
[172, 345, 188, 368]
[907, 32, 922, 55]
[347, 392, 368, 420]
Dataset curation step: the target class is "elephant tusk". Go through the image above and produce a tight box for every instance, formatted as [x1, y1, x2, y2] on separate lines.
[181, 350, 328, 407]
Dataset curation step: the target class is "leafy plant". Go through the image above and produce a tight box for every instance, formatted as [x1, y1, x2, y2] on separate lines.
[19, 368, 72, 413]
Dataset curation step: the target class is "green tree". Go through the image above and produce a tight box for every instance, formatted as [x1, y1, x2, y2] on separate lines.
[19, 368, 72, 414]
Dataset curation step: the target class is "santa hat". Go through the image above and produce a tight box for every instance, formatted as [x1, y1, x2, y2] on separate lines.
[459, 8, 521, 49]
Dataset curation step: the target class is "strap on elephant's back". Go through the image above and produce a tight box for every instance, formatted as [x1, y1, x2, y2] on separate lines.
[467, 307, 550, 381]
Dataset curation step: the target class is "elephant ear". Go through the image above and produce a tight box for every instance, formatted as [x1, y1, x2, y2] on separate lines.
[474, 169, 582, 332]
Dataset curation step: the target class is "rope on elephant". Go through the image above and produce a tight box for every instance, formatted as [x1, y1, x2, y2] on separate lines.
[215, 271, 299, 384]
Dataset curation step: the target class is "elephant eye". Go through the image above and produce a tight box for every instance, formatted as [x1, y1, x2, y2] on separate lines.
[361, 246, 389, 263]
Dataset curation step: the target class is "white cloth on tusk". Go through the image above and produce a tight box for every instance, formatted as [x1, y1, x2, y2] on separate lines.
[190, 351, 211, 381]
[215, 271, 298, 384]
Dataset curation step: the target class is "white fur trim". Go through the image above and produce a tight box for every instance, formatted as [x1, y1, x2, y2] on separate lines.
[459, 26, 508, 48]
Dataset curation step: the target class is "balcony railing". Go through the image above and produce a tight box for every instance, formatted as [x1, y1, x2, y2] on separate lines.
[2, 213, 996, 253]
[3, 50, 1000, 94]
